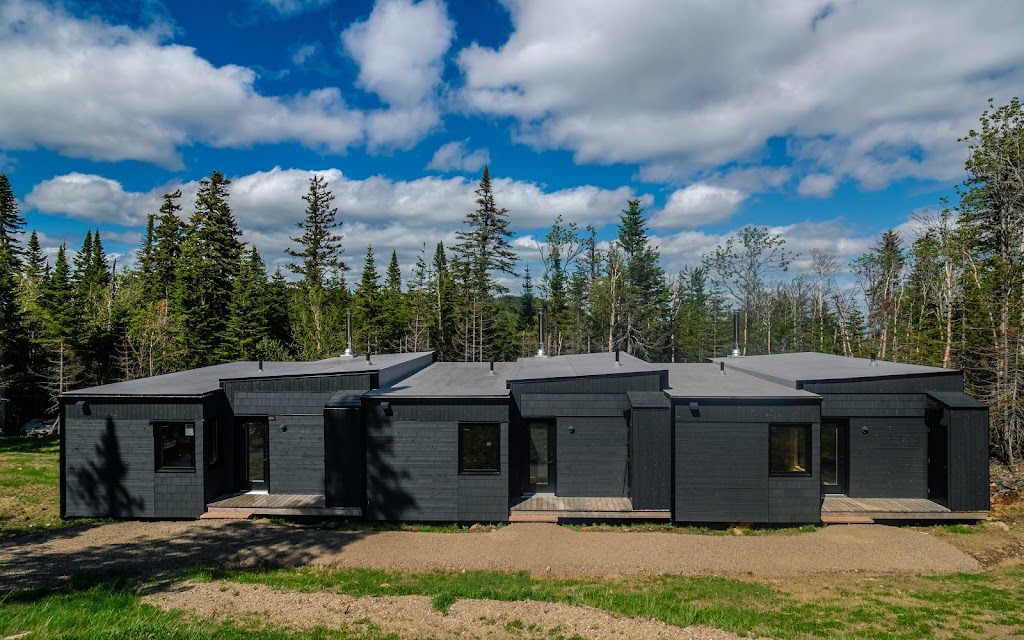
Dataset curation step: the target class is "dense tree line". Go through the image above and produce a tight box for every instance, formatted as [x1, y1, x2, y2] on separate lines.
[0, 100, 1022, 463]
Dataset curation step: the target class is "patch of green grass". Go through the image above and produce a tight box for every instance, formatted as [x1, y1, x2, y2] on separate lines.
[0, 571, 390, 639]
[190, 565, 1024, 640]
[943, 524, 977, 534]
[0, 436, 108, 540]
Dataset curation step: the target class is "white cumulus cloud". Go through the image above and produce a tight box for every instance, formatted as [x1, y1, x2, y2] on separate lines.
[427, 140, 491, 173]
[342, 0, 454, 149]
[0, 0, 365, 167]
[458, 0, 1024, 188]
[650, 183, 747, 229]
[797, 173, 839, 198]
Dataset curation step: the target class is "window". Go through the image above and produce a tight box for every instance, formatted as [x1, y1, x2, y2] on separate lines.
[205, 418, 222, 467]
[155, 422, 195, 470]
[769, 424, 811, 476]
[459, 423, 500, 473]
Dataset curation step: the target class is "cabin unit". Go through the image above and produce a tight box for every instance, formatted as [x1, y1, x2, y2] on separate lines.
[61, 349, 990, 524]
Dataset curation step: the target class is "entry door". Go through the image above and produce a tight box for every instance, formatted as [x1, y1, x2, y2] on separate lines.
[525, 420, 556, 494]
[820, 419, 848, 495]
[239, 418, 269, 492]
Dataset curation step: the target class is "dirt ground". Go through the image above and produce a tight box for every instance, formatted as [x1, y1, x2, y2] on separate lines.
[143, 580, 740, 640]
[0, 519, 983, 593]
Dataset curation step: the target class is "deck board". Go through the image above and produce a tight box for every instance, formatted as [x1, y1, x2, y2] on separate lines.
[206, 492, 361, 518]
[820, 497, 985, 522]
[509, 495, 670, 521]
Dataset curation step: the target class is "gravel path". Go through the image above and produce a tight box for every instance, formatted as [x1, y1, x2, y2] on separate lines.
[143, 580, 740, 640]
[0, 520, 981, 592]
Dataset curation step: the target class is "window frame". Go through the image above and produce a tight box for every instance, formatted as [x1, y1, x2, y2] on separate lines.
[154, 421, 197, 472]
[458, 422, 501, 475]
[768, 423, 812, 477]
[205, 417, 223, 468]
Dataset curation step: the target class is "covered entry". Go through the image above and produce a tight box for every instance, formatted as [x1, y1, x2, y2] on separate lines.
[236, 417, 269, 492]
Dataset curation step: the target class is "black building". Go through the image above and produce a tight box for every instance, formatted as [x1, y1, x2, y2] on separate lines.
[61, 350, 989, 524]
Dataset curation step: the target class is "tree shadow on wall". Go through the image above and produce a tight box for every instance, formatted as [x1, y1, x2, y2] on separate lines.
[365, 411, 417, 520]
[75, 418, 144, 517]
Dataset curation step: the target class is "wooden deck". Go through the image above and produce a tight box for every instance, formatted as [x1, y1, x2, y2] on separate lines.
[203, 492, 362, 519]
[820, 497, 987, 523]
[509, 495, 671, 522]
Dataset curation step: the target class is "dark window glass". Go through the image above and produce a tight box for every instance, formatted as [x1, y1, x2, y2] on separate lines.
[769, 424, 811, 476]
[155, 422, 195, 470]
[820, 421, 837, 485]
[205, 418, 222, 467]
[459, 423, 500, 473]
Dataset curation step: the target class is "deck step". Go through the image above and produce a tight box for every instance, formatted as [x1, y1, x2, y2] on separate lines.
[201, 508, 255, 520]
[821, 514, 876, 524]
[509, 513, 559, 523]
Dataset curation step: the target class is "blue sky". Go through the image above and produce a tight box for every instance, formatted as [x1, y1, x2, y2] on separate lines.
[2, 0, 1023, 283]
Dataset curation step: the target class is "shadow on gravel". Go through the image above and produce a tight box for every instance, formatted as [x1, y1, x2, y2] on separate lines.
[0, 521, 374, 594]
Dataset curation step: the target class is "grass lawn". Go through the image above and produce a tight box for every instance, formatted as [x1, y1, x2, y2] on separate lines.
[0, 436, 66, 540]
[2, 565, 1023, 639]
[0, 436, 109, 540]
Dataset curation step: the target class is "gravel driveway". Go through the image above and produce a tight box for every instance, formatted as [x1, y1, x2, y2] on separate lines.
[0, 520, 981, 592]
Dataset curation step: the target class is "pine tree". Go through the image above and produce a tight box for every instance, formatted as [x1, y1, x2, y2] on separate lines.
[429, 241, 457, 360]
[616, 199, 669, 358]
[219, 247, 274, 361]
[406, 244, 432, 352]
[519, 265, 536, 356]
[378, 250, 408, 352]
[287, 175, 345, 359]
[452, 166, 518, 361]
[174, 172, 243, 366]
[149, 190, 185, 302]
[266, 267, 293, 356]
[353, 245, 380, 353]
[0, 174, 26, 426]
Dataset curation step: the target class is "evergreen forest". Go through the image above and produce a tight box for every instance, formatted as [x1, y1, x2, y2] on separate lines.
[0, 99, 1022, 463]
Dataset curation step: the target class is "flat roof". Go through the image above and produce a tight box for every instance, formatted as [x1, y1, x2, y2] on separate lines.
[711, 352, 958, 387]
[65, 352, 433, 397]
[663, 363, 819, 399]
[509, 351, 658, 382]
[366, 361, 516, 399]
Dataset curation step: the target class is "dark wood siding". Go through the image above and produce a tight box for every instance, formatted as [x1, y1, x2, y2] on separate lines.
[946, 407, 990, 511]
[802, 373, 963, 395]
[675, 422, 769, 522]
[519, 393, 628, 418]
[268, 415, 325, 494]
[202, 394, 234, 503]
[324, 407, 365, 508]
[927, 396, 991, 513]
[847, 417, 927, 498]
[224, 373, 375, 415]
[62, 398, 207, 518]
[365, 400, 509, 521]
[630, 406, 671, 509]
[556, 416, 629, 497]
[673, 400, 821, 523]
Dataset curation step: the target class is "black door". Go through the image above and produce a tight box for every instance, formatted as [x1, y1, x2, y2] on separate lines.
[525, 420, 556, 494]
[238, 418, 269, 492]
[820, 419, 848, 495]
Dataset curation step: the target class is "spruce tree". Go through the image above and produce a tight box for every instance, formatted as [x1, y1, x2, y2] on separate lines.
[353, 245, 380, 353]
[150, 190, 185, 302]
[174, 172, 243, 366]
[0, 174, 26, 426]
[218, 247, 273, 362]
[378, 250, 409, 352]
[287, 175, 345, 359]
[429, 241, 457, 360]
[616, 199, 668, 358]
[452, 166, 518, 361]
